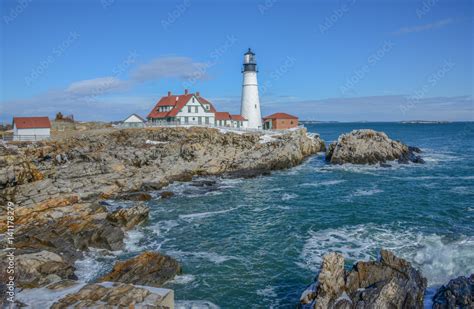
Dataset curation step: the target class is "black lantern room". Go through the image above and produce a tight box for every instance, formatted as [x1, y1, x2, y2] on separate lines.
[243, 48, 257, 72]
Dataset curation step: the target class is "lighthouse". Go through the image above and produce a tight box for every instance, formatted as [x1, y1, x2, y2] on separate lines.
[240, 48, 262, 129]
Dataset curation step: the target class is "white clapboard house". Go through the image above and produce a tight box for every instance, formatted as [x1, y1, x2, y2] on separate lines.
[121, 114, 146, 128]
[13, 117, 51, 141]
[147, 90, 248, 129]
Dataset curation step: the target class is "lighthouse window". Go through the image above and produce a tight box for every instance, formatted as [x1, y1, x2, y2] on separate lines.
[255, 104, 257, 109]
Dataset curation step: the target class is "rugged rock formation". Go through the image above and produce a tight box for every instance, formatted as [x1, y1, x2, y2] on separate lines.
[300, 249, 427, 309]
[0, 127, 322, 306]
[432, 274, 473, 308]
[325, 129, 424, 165]
[99, 252, 181, 287]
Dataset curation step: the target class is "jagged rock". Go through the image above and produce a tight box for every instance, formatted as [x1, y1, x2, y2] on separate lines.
[160, 191, 174, 199]
[0, 250, 76, 289]
[48, 282, 174, 308]
[300, 249, 427, 309]
[119, 192, 152, 201]
[432, 274, 473, 308]
[325, 129, 424, 165]
[106, 204, 149, 230]
[99, 252, 181, 287]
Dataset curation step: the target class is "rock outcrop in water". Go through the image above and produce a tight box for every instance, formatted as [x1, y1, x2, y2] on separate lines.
[432, 274, 474, 308]
[0, 127, 323, 306]
[325, 129, 424, 165]
[300, 249, 427, 309]
[99, 252, 181, 287]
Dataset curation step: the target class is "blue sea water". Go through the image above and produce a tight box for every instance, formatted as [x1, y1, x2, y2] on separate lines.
[89, 123, 474, 308]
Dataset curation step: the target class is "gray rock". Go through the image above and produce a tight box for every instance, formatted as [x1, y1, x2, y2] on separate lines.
[432, 274, 474, 309]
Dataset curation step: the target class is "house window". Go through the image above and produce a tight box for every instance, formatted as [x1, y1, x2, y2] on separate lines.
[192, 97, 195, 103]
[291, 121, 294, 124]
[188, 106, 192, 113]
[205, 117, 209, 124]
[195, 106, 198, 113]
[192, 117, 195, 121]
[185, 117, 189, 124]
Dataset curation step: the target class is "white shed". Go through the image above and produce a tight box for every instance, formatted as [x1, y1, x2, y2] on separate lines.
[122, 114, 146, 128]
[13, 117, 51, 141]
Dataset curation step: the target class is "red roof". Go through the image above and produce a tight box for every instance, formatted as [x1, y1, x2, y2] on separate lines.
[13, 117, 51, 129]
[230, 114, 246, 121]
[263, 113, 298, 120]
[147, 92, 217, 119]
[215, 112, 231, 121]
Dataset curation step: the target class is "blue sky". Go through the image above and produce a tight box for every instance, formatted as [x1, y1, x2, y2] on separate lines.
[0, 0, 473, 122]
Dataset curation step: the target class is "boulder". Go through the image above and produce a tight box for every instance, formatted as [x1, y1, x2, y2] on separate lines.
[325, 129, 424, 165]
[118, 192, 152, 201]
[160, 191, 175, 199]
[99, 252, 181, 287]
[300, 249, 427, 309]
[432, 274, 473, 308]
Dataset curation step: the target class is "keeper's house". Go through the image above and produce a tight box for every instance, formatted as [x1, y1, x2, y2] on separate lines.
[147, 90, 248, 128]
[13, 116, 51, 141]
[263, 113, 298, 130]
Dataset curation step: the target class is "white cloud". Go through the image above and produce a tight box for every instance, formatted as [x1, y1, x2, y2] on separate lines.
[131, 56, 209, 82]
[66, 76, 129, 96]
[393, 18, 454, 35]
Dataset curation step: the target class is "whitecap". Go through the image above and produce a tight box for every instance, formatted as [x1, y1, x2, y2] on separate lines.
[256, 285, 278, 298]
[175, 300, 220, 309]
[166, 250, 239, 264]
[300, 180, 346, 187]
[179, 206, 240, 221]
[281, 193, 297, 201]
[74, 249, 117, 282]
[124, 229, 145, 252]
[351, 188, 383, 197]
[170, 274, 196, 285]
[299, 223, 474, 286]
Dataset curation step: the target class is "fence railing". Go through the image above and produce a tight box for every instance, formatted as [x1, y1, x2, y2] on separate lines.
[2, 135, 51, 142]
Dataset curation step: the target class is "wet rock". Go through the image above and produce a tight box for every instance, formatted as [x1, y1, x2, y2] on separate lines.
[432, 274, 473, 308]
[326, 129, 424, 165]
[118, 191, 152, 201]
[300, 249, 427, 309]
[106, 204, 149, 230]
[51, 282, 174, 308]
[160, 191, 175, 199]
[99, 252, 181, 287]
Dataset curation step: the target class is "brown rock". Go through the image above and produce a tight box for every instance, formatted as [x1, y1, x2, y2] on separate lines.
[106, 204, 149, 230]
[160, 191, 175, 199]
[99, 251, 181, 287]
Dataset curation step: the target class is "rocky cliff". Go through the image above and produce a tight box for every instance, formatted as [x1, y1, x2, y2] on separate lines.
[0, 127, 324, 307]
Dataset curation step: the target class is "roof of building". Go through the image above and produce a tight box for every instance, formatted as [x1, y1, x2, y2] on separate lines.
[263, 113, 298, 120]
[215, 112, 231, 121]
[147, 92, 217, 119]
[230, 114, 246, 121]
[124, 113, 145, 122]
[13, 117, 51, 129]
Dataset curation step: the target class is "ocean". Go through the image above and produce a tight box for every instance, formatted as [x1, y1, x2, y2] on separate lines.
[79, 122, 474, 308]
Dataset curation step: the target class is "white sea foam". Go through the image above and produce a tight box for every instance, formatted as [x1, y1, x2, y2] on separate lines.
[450, 186, 474, 195]
[74, 249, 117, 282]
[256, 285, 278, 298]
[170, 274, 196, 284]
[179, 206, 240, 221]
[351, 188, 383, 197]
[299, 224, 474, 286]
[281, 193, 298, 201]
[124, 229, 145, 252]
[175, 300, 220, 309]
[300, 179, 346, 187]
[167, 250, 239, 264]
[151, 219, 179, 236]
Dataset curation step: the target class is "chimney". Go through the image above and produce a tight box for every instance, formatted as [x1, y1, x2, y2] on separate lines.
[196, 91, 200, 97]
[167, 91, 171, 97]
[184, 89, 189, 95]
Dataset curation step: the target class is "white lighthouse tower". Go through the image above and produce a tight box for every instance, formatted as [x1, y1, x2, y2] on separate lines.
[240, 48, 262, 129]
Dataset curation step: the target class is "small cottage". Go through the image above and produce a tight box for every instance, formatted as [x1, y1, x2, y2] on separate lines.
[13, 116, 51, 141]
[122, 114, 146, 128]
[263, 113, 298, 130]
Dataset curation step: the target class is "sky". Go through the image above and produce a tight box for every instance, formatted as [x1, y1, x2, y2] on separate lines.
[0, 0, 473, 122]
